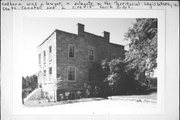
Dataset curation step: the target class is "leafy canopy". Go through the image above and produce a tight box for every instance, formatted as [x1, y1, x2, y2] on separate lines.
[124, 18, 157, 76]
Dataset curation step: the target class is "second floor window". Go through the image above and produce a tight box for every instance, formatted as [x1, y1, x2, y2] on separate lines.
[38, 53, 41, 65]
[43, 50, 46, 62]
[89, 49, 94, 61]
[68, 45, 75, 58]
[49, 46, 52, 54]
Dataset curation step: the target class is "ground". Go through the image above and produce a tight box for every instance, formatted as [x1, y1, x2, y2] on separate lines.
[24, 92, 157, 108]
[22, 92, 157, 115]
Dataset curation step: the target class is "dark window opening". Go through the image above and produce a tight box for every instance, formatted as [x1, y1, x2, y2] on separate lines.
[43, 50, 46, 62]
[49, 46, 52, 54]
[68, 66, 75, 81]
[43, 70, 46, 76]
[89, 49, 94, 61]
[49, 67, 52, 75]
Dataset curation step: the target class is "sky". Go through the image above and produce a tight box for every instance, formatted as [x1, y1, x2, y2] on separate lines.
[21, 18, 136, 76]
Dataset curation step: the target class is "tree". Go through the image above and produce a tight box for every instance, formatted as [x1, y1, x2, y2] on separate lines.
[105, 59, 125, 92]
[101, 59, 137, 95]
[22, 74, 38, 103]
[124, 18, 157, 77]
[88, 63, 107, 97]
[22, 77, 26, 89]
[31, 75, 38, 90]
[22, 74, 38, 92]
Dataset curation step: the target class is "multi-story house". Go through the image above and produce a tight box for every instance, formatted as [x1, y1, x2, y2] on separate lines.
[37, 23, 125, 101]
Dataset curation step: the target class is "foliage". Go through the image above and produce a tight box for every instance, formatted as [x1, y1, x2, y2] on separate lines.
[105, 59, 125, 93]
[22, 75, 38, 90]
[101, 59, 138, 95]
[89, 63, 106, 84]
[85, 59, 141, 96]
[87, 62, 108, 97]
[124, 18, 157, 77]
[22, 74, 38, 99]
[84, 84, 101, 98]
[101, 59, 110, 76]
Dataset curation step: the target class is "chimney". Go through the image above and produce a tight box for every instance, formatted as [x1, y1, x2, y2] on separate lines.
[77, 23, 84, 36]
[103, 31, 110, 42]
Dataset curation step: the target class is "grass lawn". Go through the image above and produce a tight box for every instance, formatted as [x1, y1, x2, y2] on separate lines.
[24, 92, 157, 107]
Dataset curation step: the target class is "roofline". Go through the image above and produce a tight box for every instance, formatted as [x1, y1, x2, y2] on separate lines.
[56, 29, 77, 36]
[84, 31, 104, 38]
[37, 29, 78, 48]
[37, 30, 57, 48]
[37, 26, 124, 48]
[37, 29, 105, 48]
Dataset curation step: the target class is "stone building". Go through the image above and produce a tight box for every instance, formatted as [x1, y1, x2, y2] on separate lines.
[37, 23, 125, 101]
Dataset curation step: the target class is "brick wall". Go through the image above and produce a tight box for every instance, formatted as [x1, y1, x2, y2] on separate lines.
[56, 30, 88, 92]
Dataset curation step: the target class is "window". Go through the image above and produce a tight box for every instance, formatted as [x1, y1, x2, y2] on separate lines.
[88, 49, 94, 61]
[49, 46, 52, 54]
[38, 53, 41, 64]
[49, 67, 52, 75]
[43, 70, 46, 76]
[68, 66, 75, 81]
[43, 50, 46, 62]
[68, 45, 75, 58]
[68, 92, 76, 100]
